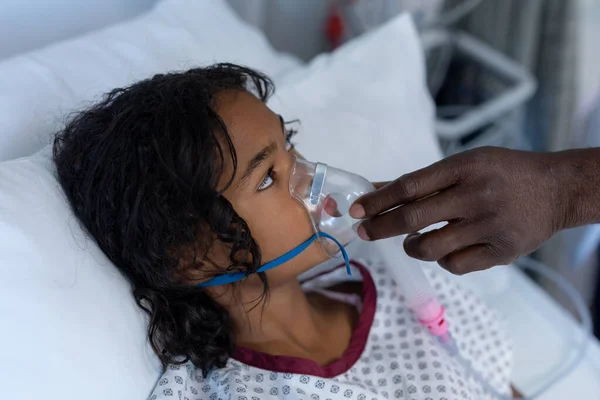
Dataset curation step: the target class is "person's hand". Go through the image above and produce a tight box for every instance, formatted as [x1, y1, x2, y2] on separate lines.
[349, 147, 569, 274]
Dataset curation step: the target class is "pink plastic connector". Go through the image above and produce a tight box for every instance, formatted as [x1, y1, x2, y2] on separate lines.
[413, 298, 449, 340]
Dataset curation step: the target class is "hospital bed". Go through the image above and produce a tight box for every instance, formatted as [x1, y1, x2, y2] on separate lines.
[0, 1, 598, 399]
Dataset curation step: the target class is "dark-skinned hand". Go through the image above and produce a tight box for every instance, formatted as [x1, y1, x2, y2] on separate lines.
[350, 147, 600, 275]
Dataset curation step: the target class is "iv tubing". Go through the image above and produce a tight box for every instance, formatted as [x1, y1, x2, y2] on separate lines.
[439, 256, 592, 400]
[375, 237, 450, 339]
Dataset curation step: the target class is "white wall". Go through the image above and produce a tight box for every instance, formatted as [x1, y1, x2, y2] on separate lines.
[0, 0, 158, 61]
[226, 0, 442, 62]
[262, 0, 332, 61]
[226, 0, 332, 61]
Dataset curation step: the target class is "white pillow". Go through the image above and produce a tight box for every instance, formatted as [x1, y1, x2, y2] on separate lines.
[0, 0, 300, 162]
[0, 149, 161, 398]
[0, 13, 438, 400]
[271, 14, 441, 180]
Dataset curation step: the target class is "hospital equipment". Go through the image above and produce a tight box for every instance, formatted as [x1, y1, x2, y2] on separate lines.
[421, 28, 536, 153]
[343, 0, 539, 155]
[0, 1, 599, 399]
[377, 239, 450, 340]
[289, 157, 375, 259]
[333, 0, 538, 155]
[340, 0, 483, 35]
[197, 231, 350, 287]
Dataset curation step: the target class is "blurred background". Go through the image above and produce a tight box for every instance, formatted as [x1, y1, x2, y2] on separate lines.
[1, 0, 599, 338]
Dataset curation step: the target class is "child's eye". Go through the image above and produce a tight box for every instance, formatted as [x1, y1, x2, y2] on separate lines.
[258, 168, 274, 191]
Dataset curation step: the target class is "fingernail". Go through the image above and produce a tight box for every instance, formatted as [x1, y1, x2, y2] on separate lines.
[404, 234, 417, 246]
[357, 224, 370, 241]
[350, 204, 365, 219]
[405, 233, 418, 242]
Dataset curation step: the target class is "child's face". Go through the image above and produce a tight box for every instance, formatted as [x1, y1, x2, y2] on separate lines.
[214, 90, 329, 287]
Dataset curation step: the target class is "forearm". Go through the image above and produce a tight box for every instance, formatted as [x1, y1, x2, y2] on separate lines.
[550, 148, 600, 230]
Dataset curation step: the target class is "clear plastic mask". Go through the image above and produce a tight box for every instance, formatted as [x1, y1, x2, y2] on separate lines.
[289, 157, 375, 258]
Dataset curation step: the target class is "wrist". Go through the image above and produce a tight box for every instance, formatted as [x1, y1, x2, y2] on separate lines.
[547, 148, 600, 230]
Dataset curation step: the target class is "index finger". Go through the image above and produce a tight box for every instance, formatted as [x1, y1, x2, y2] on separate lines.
[351, 158, 460, 218]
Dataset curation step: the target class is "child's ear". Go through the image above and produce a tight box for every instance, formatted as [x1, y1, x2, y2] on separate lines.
[174, 239, 242, 285]
[174, 259, 210, 285]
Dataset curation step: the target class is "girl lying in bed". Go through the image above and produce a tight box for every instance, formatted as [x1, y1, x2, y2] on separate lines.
[53, 64, 517, 400]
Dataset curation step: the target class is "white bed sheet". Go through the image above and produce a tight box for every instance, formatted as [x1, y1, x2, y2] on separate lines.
[309, 238, 600, 399]
[449, 265, 600, 398]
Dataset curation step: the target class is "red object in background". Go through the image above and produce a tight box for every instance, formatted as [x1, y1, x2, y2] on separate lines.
[326, 6, 345, 50]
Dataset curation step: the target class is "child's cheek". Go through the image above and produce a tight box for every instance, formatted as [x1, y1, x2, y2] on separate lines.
[234, 195, 313, 262]
[265, 197, 313, 245]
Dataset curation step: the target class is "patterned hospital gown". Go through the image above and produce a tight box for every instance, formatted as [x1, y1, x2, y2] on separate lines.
[149, 260, 513, 400]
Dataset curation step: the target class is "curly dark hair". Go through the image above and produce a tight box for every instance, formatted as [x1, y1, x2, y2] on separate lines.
[53, 63, 274, 374]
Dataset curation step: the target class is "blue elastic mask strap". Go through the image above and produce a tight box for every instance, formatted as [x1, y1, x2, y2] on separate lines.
[197, 232, 351, 288]
[320, 232, 352, 276]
